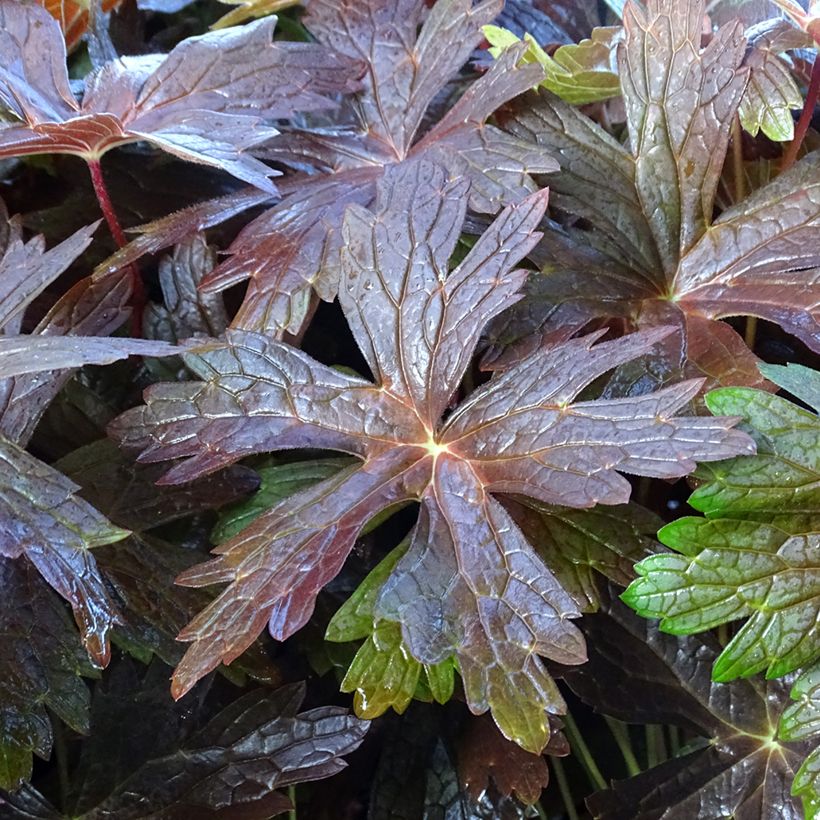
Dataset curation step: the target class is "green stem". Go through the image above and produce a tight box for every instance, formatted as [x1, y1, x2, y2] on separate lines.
[744, 316, 758, 351]
[563, 711, 607, 791]
[604, 716, 641, 777]
[645, 724, 667, 769]
[288, 785, 297, 820]
[51, 714, 70, 812]
[551, 757, 580, 820]
[668, 725, 681, 756]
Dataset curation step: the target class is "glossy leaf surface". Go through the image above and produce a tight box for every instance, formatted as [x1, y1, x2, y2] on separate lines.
[112, 161, 754, 752]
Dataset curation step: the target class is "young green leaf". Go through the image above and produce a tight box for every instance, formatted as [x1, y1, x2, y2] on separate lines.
[112, 161, 754, 753]
[781, 663, 820, 818]
[624, 372, 820, 681]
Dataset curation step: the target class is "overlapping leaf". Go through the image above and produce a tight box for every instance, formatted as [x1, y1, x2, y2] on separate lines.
[0, 672, 369, 818]
[0, 1, 363, 190]
[561, 589, 814, 819]
[99, 0, 558, 336]
[483, 24, 620, 104]
[496, 0, 820, 391]
[0, 560, 96, 791]
[625, 365, 820, 682]
[739, 19, 812, 141]
[40, 0, 123, 53]
[112, 161, 754, 753]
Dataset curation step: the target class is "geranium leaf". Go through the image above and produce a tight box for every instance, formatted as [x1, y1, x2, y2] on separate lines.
[759, 362, 820, 412]
[0, 1, 363, 189]
[113, 160, 754, 753]
[506, 500, 661, 612]
[620, 0, 748, 269]
[326, 540, 455, 718]
[624, 375, 820, 681]
[0, 561, 95, 791]
[115, 0, 557, 336]
[0, 436, 127, 666]
[562, 589, 813, 819]
[212, 458, 350, 544]
[457, 714, 551, 806]
[485, 24, 620, 105]
[738, 19, 811, 141]
[499, 0, 820, 390]
[0, 676, 369, 818]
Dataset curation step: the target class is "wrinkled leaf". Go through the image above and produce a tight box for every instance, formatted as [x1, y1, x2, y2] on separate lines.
[0, 2, 363, 190]
[112, 160, 754, 753]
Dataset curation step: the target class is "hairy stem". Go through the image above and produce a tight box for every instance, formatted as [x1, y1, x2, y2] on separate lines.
[604, 716, 641, 777]
[87, 157, 145, 336]
[563, 711, 607, 791]
[551, 758, 580, 820]
[781, 56, 820, 172]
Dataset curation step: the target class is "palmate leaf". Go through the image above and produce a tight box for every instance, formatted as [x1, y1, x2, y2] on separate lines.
[497, 0, 820, 392]
[738, 19, 812, 142]
[98, 0, 558, 336]
[111, 160, 754, 753]
[0, 1, 363, 191]
[561, 589, 814, 820]
[0, 669, 369, 819]
[624, 366, 820, 681]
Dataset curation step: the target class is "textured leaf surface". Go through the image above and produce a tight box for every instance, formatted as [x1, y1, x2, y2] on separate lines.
[0, 1, 363, 189]
[782, 663, 820, 818]
[500, 0, 820, 387]
[112, 161, 754, 752]
[625, 376, 820, 681]
[561, 589, 812, 820]
[0, 437, 126, 666]
[0, 678, 368, 818]
[484, 24, 620, 105]
[126, 0, 558, 335]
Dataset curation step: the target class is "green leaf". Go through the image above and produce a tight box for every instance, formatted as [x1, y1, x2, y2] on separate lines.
[626, 519, 820, 680]
[484, 24, 620, 105]
[781, 663, 820, 818]
[212, 458, 351, 544]
[693, 386, 820, 529]
[327, 542, 456, 717]
[760, 362, 820, 413]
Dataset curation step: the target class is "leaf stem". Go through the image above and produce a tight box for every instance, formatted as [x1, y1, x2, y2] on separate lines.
[744, 316, 758, 351]
[781, 55, 820, 172]
[51, 713, 70, 812]
[288, 785, 297, 820]
[603, 716, 641, 777]
[551, 757, 580, 820]
[87, 157, 145, 336]
[563, 711, 607, 791]
[645, 724, 667, 769]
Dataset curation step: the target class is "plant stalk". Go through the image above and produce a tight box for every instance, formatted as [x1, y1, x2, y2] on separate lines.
[551, 757, 580, 820]
[604, 716, 641, 777]
[781, 56, 820, 172]
[87, 157, 145, 336]
[51, 713, 70, 812]
[563, 711, 607, 791]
